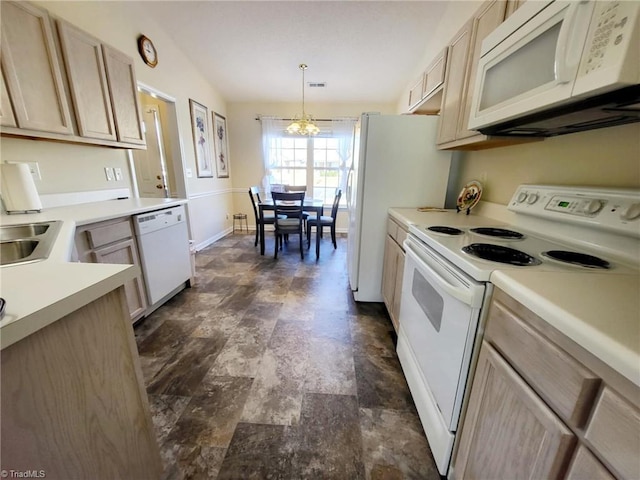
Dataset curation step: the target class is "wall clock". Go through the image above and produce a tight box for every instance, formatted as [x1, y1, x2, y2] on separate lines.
[137, 35, 157, 68]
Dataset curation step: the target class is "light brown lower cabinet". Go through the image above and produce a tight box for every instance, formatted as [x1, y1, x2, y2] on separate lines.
[453, 341, 575, 479]
[451, 288, 639, 480]
[381, 217, 408, 331]
[0, 287, 162, 478]
[75, 216, 147, 321]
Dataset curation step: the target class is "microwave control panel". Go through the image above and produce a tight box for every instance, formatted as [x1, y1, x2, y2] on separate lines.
[578, 1, 639, 81]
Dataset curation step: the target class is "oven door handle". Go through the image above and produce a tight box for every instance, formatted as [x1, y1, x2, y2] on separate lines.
[404, 239, 477, 307]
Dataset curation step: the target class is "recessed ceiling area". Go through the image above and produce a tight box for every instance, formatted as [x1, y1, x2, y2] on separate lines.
[137, 1, 452, 104]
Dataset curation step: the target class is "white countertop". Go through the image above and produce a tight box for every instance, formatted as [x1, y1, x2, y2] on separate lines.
[491, 270, 640, 387]
[389, 205, 640, 387]
[1, 197, 188, 349]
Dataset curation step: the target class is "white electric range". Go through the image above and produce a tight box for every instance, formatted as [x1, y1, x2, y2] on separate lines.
[396, 185, 640, 476]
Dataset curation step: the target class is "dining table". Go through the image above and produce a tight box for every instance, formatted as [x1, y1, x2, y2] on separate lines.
[258, 198, 325, 259]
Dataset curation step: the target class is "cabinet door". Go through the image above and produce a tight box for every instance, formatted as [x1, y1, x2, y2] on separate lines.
[102, 45, 145, 145]
[57, 20, 117, 141]
[456, 0, 507, 141]
[436, 19, 473, 145]
[566, 446, 615, 480]
[391, 250, 405, 331]
[0, 65, 17, 127]
[93, 239, 147, 321]
[454, 342, 575, 479]
[0, 1, 73, 134]
[382, 234, 398, 318]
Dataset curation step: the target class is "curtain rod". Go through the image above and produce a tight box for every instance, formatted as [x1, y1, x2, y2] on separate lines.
[255, 117, 333, 122]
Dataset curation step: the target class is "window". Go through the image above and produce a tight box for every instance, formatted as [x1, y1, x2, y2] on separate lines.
[261, 117, 356, 205]
[266, 132, 351, 205]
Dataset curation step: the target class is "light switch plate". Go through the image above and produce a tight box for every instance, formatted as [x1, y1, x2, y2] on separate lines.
[114, 167, 123, 181]
[186, 168, 193, 178]
[104, 167, 114, 181]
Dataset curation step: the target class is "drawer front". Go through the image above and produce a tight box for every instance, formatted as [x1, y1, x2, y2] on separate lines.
[386, 218, 399, 241]
[486, 300, 600, 427]
[86, 217, 133, 249]
[585, 387, 640, 480]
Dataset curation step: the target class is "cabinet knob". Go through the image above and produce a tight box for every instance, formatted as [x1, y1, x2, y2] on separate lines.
[620, 203, 640, 221]
[156, 175, 162, 180]
[156, 184, 163, 189]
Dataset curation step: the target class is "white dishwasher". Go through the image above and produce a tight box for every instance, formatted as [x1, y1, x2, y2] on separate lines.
[133, 205, 192, 307]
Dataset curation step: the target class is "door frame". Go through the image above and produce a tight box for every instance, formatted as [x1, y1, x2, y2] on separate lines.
[128, 82, 189, 200]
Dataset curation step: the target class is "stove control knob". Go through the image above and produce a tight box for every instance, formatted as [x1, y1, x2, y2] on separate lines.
[516, 192, 528, 203]
[620, 203, 640, 221]
[583, 199, 604, 215]
[526, 193, 539, 204]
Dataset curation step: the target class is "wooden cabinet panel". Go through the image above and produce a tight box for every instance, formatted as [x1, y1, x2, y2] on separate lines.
[93, 239, 147, 320]
[505, 0, 525, 19]
[585, 387, 640, 480]
[566, 446, 615, 480]
[456, 0, 507, 141]
[57, 20, 117, 141]
[382, 234, 397, 321]
[486, 299, 600, 427]
[392, 251, 405, 331]
[0, 289, 162, 478]
[102, 45, 144, 145]
[423, 48, 447, 98]
[408, 74, 425, 111]
[0, 1, 73, 134]
[86, 217, 134, 249]
[437, 19, 472, 145]
[454, 342, 575, 480]
[382, 217, 408, 332]
[0, 65, 17, 127]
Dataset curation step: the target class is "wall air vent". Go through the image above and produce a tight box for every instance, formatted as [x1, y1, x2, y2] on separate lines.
[307, 82, 326, 88]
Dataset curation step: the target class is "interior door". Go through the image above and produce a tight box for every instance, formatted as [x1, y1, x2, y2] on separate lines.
[132, 104, 169, 198]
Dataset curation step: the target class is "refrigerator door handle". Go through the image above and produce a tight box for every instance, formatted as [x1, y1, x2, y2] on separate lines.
[346, 168, 354, 209]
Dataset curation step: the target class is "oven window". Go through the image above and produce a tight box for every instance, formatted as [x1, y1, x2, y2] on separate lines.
[480, 21, 561, 111]
[411, 269, 444, 332]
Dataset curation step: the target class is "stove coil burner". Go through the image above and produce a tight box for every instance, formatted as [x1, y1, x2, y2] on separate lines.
[462, 243, 542, 266]
[470, 227, 524, 239]
[541, 250, 611, 269]
[427, 226, 464, 235]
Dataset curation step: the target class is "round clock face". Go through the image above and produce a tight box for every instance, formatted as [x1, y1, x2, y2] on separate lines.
[138, 35, 157, 67]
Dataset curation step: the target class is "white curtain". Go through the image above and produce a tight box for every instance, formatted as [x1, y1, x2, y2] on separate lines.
[331, 117, 357, 197]
[259, 116, 288, 197]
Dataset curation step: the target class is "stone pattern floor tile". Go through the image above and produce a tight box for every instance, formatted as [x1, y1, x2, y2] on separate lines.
[135, 233, 442, 479]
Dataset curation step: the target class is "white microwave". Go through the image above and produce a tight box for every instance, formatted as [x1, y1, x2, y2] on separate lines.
[468, 0, 640, 137]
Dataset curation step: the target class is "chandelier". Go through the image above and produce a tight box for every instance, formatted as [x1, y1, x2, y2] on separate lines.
[286, 64, 320, 136]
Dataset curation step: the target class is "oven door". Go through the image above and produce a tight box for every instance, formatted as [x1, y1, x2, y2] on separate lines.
[397, 235, 485, 475]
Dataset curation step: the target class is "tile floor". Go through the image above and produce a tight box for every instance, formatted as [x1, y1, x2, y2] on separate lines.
[134, 232, 442, 479]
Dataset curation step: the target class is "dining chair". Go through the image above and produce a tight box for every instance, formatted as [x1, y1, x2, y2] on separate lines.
[248, 186, 285, 247]
[284, 185, 307, 192]
[272, 191, 305, 259]
[307, 189, 342, 250]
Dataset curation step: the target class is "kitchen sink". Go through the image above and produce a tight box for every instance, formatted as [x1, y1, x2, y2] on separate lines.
[0, 221, 62, 266]
[0, 223, 49, 241]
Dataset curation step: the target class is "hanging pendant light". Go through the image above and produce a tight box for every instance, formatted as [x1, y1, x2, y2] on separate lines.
[286, 64, 320, 136]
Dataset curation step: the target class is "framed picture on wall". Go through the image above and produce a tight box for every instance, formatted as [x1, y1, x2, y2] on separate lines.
[213, 112, 230, 178]
[189, 99, 213, 178]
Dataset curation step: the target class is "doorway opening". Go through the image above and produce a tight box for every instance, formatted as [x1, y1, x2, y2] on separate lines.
[129, 83, 188, 200]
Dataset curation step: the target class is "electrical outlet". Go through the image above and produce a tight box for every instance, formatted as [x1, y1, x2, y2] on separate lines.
[104, 167, 114, 181]
[114, 167, 123, 181]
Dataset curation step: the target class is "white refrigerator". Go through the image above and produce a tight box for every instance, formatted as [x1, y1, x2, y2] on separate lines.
[347, 113, 453, 302]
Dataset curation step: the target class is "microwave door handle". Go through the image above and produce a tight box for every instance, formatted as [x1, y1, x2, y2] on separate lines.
[555, 1, 592, 83]
[404, 239, 475, 306]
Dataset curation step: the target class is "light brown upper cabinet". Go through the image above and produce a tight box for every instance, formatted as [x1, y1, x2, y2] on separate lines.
[101, 45, 145, 145]
[0, 1, 145, 149]
[0, 1, 73, 135]
[408, 47, 448, 115]
[436, 0, 538, 150]
[57, 20, 118, 141]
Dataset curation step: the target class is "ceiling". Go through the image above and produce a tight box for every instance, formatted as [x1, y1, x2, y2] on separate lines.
[140, 1, 451, 104]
